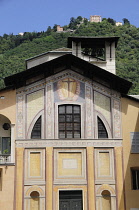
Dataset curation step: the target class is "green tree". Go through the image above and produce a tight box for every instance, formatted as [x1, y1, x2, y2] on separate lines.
[107, 18, 116, 25]
[46, 26, 52, 35]
[123, 18, 130, 25]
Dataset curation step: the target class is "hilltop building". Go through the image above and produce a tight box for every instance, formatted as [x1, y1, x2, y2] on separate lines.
[90, 15, 102, 23]
[56, 25, 64, 32]
[116, 22, 123, 26]
[0, 36, 139, 210]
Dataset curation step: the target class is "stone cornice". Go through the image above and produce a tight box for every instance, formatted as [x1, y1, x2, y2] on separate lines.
[15, 139, 122, 148]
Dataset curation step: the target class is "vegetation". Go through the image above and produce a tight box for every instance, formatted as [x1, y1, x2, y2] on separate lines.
[0, 16, 139, 94]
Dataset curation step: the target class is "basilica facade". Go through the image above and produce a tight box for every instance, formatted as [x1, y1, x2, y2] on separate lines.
[0, 36, 139, 210]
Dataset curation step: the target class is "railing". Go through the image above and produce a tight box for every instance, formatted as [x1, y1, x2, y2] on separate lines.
[0, 154, 11, 163]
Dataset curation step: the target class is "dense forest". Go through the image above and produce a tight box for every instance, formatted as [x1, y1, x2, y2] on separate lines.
[0, 16, 139, 94]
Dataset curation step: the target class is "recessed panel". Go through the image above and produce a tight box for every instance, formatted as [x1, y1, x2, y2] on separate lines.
[58, 153, 82, 176]
[54, 149, 86, 184]
[99, 152, 110, 176]
[30, 152, 41, 177]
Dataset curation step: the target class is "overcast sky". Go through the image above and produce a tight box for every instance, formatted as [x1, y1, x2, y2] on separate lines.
[0, 0, 139, 36]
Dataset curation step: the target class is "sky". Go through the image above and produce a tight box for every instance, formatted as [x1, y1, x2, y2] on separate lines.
[0, 0, 139, 36]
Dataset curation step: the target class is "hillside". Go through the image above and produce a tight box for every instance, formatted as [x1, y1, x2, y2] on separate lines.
[0, 17, 139, 94]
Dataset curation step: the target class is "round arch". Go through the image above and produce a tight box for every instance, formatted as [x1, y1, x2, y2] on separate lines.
[96, 184, 116, 196]
[25, 185, 44, 197]
[95, 111, 112, 139]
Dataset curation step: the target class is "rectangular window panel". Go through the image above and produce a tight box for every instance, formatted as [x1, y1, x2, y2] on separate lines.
[131, 132, 139, 153]
[59, 123, 66, 130]
[0, 169, 2, 191]
[74, 131, 80, 138]
[74, 123, 80, 130]
[59, 131, 66, 139]
[58, 105, 81, 139]
[59, 106, 65, 114]
[66, 105, 72, 114]
[74, 115, 80, 122]
[59, 115, 65, 122]
[67, 131, 73, 138]
[2, 137, 11, 154]
[66, 123, 73, 130]
[132, 169, 139, 190]
[66, 115, 72, 122]
[73, 106, 80, 113]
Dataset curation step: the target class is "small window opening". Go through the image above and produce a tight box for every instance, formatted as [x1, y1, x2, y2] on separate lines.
[0, 169, 2, 191]
[131, 168, 139, 190]
[31, 117, 41, 139]
[98, 117, 108, 138]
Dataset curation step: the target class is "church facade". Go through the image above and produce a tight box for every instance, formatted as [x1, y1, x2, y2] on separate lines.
[0, 36, 139, 210]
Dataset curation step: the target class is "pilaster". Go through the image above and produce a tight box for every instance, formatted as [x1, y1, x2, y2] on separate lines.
[87, 147, 95, 210]
[114, 147, 125, 210]
[15, 147, 24, 210]
[46, 147, 53, 210]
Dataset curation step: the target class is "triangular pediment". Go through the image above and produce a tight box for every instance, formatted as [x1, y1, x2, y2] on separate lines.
[5, 54, 132, 94]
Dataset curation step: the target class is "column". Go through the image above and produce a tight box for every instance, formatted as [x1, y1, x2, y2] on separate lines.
[46, 147, 53, 210]
[87, 147, 96, 210]
[114, 147, 125, 210]
[10, 124, 15, 163]
[15, 147, 24, 210]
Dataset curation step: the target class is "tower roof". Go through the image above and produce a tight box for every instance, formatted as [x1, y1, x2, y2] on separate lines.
[67, 36, 119, 48]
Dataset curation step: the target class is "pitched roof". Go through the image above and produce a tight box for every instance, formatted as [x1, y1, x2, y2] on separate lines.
[5, 54, 132, 94]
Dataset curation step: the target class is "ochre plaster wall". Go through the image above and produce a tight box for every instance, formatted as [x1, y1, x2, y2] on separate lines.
[0, 166, 15, 210]
[0, 89, 16, 123]
[122, 97, 139, 210]
[0, 88, 16, 210]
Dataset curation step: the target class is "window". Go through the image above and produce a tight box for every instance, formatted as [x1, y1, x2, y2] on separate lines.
[98, 117, 108, 138]
[0, 137, 11, 154]
[58, 105, 81, 139]
[31, 117, 41, 139]
[131, 168, 139, 190]
[0, 169, 2, 191]
[130, 132, 139, 153]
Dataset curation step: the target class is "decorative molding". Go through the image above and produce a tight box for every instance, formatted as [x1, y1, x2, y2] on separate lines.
[17, 95, 24, 138]
[93, 81, 111, 96]
[85, 85, 93, 138]
[54, 148, 86, 184]
[46, 84, 54, 138]
[52, 70, 92, 85]
[113, 99, 121, 138]
[16, 139, 122, 148]
[16, 79, 46, 95]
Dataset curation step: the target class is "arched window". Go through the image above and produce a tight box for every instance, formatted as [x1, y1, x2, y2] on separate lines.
[101, 190, 111, 210]
[58, 105, 81, 139]
[98, 117, 108, 138]
[31, 117, 41, 139]
[30, 191, 40, 210]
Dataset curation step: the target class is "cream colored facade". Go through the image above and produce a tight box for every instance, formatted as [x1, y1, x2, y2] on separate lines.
[122, 96, 139, 210]
[0, 36, 139, 210]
